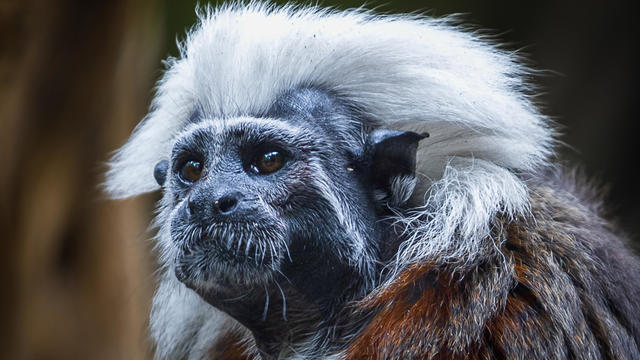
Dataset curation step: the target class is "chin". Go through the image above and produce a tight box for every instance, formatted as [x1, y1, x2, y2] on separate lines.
[172, 230, 284, 290]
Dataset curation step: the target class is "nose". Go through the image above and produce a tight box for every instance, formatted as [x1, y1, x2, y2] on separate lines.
[215, 192, 241, 214]
[187, 191, 244, 218]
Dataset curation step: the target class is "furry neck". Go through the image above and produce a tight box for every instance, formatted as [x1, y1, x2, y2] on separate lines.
[192, 273, 372, 359]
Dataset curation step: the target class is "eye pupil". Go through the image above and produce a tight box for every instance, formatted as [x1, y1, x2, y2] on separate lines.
[254, 150, 284, 174]
[180, 160, 202, 182]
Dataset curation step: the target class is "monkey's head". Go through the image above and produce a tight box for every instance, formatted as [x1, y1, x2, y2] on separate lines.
[105, 5, 558, 357]
[153, 89, 424, 317]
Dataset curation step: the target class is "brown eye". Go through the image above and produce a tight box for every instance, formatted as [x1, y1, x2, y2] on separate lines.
[180, 160, 203, 183]
[252, 151, 284, 175]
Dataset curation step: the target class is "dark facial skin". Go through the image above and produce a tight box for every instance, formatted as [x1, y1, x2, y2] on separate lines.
[155, 88, 424, 358]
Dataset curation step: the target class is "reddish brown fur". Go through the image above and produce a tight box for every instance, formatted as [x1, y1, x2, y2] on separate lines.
[344, 184, 640, 359]
[209, 331, 252, 360]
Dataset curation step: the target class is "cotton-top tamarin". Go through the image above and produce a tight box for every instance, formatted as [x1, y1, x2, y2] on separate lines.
[106, 3, 640, 359]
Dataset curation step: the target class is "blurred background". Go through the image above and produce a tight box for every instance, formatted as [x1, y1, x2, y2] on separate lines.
[0, 0, 637, 358]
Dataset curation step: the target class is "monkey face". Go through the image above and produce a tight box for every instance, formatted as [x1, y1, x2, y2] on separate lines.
[162, 118, 321, 289]
[153, 89, 425, 310]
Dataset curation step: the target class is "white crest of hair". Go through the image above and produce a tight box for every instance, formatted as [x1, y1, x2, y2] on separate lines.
[106, 2, 553, 200]
[104, 2, 555, 358]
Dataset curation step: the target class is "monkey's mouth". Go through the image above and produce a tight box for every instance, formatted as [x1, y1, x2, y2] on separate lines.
[171, 222, 287, 287]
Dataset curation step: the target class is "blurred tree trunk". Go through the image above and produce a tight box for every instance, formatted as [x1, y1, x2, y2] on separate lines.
[0, 0, 161, 359]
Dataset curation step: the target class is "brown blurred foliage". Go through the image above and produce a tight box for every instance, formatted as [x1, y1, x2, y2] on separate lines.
[1, 0, 160, 358]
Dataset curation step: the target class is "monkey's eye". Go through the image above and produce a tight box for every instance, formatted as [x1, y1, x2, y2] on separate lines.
[179, 160, 203, 183]
[251, 150, 285, 175]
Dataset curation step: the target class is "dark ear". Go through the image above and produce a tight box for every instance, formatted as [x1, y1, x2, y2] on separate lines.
[154, 160, 169, 186]
[365, 129, 427, 192]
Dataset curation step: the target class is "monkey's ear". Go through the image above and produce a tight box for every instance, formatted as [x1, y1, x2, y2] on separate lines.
[154, 160, 169, 186]
[365, 129, 427, 203]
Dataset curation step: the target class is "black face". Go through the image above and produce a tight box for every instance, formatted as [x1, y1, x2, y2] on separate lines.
[167, 119, 313, 288]
[154, 88, 424, 344]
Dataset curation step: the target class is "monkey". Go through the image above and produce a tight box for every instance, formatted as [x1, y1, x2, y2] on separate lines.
[105, 3, 640, 360]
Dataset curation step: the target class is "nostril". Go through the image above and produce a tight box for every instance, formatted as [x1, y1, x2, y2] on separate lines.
[186, 195, 195, 216]
[216, 194, 239, 214]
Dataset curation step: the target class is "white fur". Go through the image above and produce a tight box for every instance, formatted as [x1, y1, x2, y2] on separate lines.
[106, 2, 552, 199]
[393, 158, 530, 270]
[105, 2, 554, 358]
[150, 271, 250, 360]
